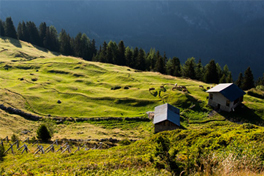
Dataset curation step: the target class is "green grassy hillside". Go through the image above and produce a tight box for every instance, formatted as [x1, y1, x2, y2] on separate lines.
[1, 37, 264, 175]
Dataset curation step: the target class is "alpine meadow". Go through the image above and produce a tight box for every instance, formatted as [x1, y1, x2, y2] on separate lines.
[1, 1, 264, 175]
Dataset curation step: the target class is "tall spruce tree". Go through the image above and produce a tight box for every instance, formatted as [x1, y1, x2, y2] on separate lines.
[59, 29, 73, 56]
[39, 22, 47, 47]
[17, 22, 23, 40]
[0, 19, 5, 36]
[132, 47, 139, 69]
[4, 17, 17, 39]
[236, 72, 243, 88]
[125, 46, 133, 68]
[182, 57, 196, 79]
[204, 60, 219, 83]
[136, 48, 146, 71]
[26, 21, 41, 46]
[146, 48, 156, 71]
[242, 67, 255, 90]
[195, 59, 204, 81]
[155, 51, 165, 74]
[117, 40, 126, 66]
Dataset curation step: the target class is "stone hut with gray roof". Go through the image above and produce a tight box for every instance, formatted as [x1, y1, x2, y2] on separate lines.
[153, 103, 180, 133]
[206, 83, 245, 112]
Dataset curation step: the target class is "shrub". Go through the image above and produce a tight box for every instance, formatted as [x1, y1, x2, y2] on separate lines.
[36, 124, 52, 142]
[11, 134, 19, 142]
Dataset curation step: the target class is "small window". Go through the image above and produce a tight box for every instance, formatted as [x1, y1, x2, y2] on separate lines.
[210, 94, 213, 100]
[226, 100, 230, 107]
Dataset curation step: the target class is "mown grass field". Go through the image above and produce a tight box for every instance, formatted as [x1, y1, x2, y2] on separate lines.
[1, 37, 264, 175]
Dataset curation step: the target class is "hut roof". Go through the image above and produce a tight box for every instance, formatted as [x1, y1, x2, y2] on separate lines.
[206, 83, 245, 101]
[153, 103, 180, 126]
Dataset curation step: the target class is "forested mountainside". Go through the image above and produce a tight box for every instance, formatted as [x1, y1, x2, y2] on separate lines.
[1, 1, 264, 78]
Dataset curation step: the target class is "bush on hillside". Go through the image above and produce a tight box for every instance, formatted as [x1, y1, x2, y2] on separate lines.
[36, 124, 52, 142]
[11, 134, 19, 142]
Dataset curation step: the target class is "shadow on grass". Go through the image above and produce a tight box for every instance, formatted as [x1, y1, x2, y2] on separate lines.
[34, 45, 60, 56]
[8, 37, 22, 48]
[219, 105, 264, 126]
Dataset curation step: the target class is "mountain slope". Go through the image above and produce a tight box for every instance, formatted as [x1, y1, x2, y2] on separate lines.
[1, 1, 264, 78]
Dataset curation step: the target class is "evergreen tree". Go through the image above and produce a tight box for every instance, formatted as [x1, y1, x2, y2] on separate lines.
[73, 32, 82, 57]
[256, 74, 264, 86]
[236, 72, 243, 88]
[39, 22, 47, 47]
[204, 60, 219, 83]
[222, 65, 233, 82]
[99, 41, 108, 62]
[195, 59, 204, 81]
[36, 124, 51, 142]
[106, 45, 113, 63]
[4, 17, 17, 39]
[0, 19, 5, 36]
[216, 63, 223, 81]
[117, 40, 126, 66]
[219, 74, 226, 83]
[26, 21, 41, 46]
[59, 29, 73, 56]
[132, 47, 139, 69]
[136, 48, 146, 70]
[166, 57, 181, 77]
[80, 33, 90, 60]
[182, 57, 196, 79]
[21, 21, 29, 42]
[155, 51, 165, 74]
[89, 39, 97, 60]
[242, 67, 255, 90]
[44, 26, 59, 52]
[146, 48, 156, 71]
[17, 22, 23, 40]
[125, 46, 133, 68]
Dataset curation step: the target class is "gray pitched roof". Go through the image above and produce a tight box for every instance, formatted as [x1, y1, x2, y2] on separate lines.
[153, 103, 180, 126]
[206, 83, 245, 102]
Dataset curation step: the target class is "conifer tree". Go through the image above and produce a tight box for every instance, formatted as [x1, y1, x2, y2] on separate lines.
[59, 29, 73, 56]
[219, 74, 226, 83]
[0, 19, 5, 36]
[146, 48, 156, 71]
[204, 60, 219, 83]
[136, 48, 146, 70]
[117, 40, 126, 66]
[106, 45, 113, 63]
[182, 57, 196, 79]
[236, 72, 243, 88]
[4, 17, 17, 39]
[26, 21, 41, 46]
[155, 51, 165, 74]
[195, 59, 204, 81]
[242, 67, 254, 90]
[17, 22, 23, 40]
[132, 47, 139, 69]
[89, 39, 97, 60]
[39, 22, 47, 47]
[21, 21, 29, 42]
[125, 46, 133, 68]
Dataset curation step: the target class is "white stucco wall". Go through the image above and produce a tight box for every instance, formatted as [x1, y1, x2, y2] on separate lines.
[208, 93, 232, 112]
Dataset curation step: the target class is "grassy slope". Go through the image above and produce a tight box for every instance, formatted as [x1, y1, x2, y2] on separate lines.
[1, 37, 264, 175]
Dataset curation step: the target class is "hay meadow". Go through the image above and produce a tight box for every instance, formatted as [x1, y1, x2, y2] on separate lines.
[1, 37, 264, 175]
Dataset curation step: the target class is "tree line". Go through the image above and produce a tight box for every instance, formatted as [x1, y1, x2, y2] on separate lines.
[0, 17, 263, 90]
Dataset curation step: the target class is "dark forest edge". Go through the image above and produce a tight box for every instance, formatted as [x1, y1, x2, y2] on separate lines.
[1, 17, 264, 90]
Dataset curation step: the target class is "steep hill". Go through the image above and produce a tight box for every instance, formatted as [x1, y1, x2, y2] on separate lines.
[1, 37, 264, 175]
